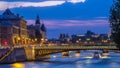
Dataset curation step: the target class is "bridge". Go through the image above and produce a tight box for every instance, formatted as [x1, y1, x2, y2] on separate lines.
[25, 45, 119, 60]
[0, 45, 120, 63]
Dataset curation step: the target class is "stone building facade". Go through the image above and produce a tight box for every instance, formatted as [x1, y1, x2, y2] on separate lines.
[0, 9, 28, 46]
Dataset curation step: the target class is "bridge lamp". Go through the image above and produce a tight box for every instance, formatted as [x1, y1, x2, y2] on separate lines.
[76, 40, 79, 43]
[86, 38, 90, 41]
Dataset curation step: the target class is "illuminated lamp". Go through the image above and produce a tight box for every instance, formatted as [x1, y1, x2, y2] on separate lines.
[4, 41, 8, 45]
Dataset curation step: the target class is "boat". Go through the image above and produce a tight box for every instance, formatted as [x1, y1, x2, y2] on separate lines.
[92, 52, 100, 58]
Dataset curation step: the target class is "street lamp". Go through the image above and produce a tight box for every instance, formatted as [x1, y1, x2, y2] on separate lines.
[41, 38, 44, 41]
[35, 38, 37, 41]
[18, 37, 20, 40]
[17, 37, 20, 45]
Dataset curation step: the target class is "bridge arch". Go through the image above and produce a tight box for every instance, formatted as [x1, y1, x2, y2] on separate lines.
[31, 45, 119, 60]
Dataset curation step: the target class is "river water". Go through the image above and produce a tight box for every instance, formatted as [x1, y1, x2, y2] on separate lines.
[0, 50, 120, 68]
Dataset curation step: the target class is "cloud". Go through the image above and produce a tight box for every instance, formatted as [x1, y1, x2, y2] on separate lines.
[95, 16, 108, 19]
[0, 0, 86, 10]
[67, 0, 86, 3]
[0, 1, 65, 10]
[26, 19, 109, 29]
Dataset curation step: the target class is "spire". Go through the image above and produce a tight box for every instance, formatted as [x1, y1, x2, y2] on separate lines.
[37, 14, 39, 20]
[3, 8, 14, 15]
[41, 23, 46, 32]
[35, 14, 40, 25]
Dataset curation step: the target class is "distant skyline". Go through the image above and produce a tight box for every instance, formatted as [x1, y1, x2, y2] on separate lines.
[0, 0, 113, 38]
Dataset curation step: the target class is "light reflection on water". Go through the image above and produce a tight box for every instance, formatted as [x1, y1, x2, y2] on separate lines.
[0, 51, 120, 68]
[11, 63, 25, 68]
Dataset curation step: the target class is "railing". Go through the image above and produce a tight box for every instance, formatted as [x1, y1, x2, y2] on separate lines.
[34, 45, 119, 50]
[0, 47, 14, 62]
[0, 48, 9, 58]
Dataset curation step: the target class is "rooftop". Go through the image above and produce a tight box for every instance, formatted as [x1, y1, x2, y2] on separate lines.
[0, 8, 20, 19]
[0, 21, 13, 26]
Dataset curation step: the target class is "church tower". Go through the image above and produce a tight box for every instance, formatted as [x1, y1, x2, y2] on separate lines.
[35, 15, 40, 29]
[35, 15, 42, 44]
[41, 23, 47, 40]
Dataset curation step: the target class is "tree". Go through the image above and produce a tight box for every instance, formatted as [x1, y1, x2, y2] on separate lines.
[109, 0, 120, 49]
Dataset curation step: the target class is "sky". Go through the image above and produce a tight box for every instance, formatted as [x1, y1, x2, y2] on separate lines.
[0, 0, 113, 39]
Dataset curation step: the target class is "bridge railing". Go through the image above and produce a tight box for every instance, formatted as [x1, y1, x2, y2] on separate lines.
[0, 48, 9, 58]
[0, 47, 14, 62]
[34, 45, 119, 50]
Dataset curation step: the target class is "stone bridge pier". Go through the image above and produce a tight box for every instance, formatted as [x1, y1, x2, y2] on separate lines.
[24, 46, 63, 60]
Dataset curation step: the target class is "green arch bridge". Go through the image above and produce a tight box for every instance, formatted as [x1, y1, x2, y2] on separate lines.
[24, 45, 119, 60]
[0, 45, 120, 63]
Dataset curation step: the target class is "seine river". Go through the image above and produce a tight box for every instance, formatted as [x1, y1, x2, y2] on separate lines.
[0, 50, 120, 68]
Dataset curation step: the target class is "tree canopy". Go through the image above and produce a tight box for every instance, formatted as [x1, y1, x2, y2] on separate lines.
[109, 0, 120, 49]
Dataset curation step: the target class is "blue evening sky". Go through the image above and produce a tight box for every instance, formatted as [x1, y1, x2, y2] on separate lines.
[0, 0, 113, 38]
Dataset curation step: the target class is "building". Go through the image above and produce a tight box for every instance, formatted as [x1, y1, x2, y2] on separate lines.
[27, 25, 36, 44]
[0, 9, 28, 46]
[0, 9, 47, 46]
[59, 34, 70, 44]
[62, 30, 109, 45]
[27, 15, 47, 45]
